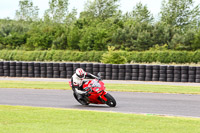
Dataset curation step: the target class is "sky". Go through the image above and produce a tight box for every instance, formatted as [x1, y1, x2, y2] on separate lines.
[0, 0, 200, 19]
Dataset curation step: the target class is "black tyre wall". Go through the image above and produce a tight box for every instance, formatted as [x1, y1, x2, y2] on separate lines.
[112, 64, 119, 80]
[1, 61, 200, 83]
[99, 64, 105, 79]
[118, 64, 125, 80]
[10, 61, 16, 77]
[16, 62, 22, 77]
[3, 62, 10, 76]
[59, 63, 66, 78]
[196, 67, 200, 83]
[93, 64, 100, 77]
[34, 63, 40, 78]
[188, 67, 196, 82]
[159, 66, 167, 82]
[138, 65, 146, 81]
[86, 63, 93, 74]
[125, 64, 132, 80]
[166, 65, 174, 82]
[66, 63, 73, 79]
[181, 66, 188, 82]
[173, 66, 181, 82]
[145, 65, 152, 81]
[132, 65, 139, 80]
[0, 61, 3, 76]
[105, 64, 112, 80]
[40, 63, 47, 78]
[53, 63, 60, 78]
[46, 63, 53, 78]
[152, 65, 159, 81]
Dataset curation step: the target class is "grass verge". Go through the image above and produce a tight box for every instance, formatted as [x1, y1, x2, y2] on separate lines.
[0, 80, 200, 94]
[0, 105, 199, 133]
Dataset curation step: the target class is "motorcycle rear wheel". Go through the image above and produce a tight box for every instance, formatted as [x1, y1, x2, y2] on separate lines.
[73, 93, 89, 105]
[105, 93, 116, 107]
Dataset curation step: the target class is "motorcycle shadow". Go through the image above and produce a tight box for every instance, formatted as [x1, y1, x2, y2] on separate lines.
[75, 104, 110, 108]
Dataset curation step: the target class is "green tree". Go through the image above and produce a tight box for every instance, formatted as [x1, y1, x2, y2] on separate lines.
[192, 29, 200, 50]
[81, 0, 119, 20]
[78, 24, 109, 51]
[151, 21, 179, 49]
[0, 21, 28, 49]
[111, 2, 154, 51]
[26, 23, 68, 50]
[127, 2, 154, 23]
[112, 21, 154, 51]
[15, 0, 39, 21]
[72, 0, 121, 51]
[67, 26, 81, 50]
[181, 29, 196, 50]
[160, 0, 200, 30]
[44, 0, 69, 23]
[64, 8, 77, 25]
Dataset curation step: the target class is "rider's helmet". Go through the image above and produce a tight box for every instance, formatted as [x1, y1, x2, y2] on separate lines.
[75, 68, 86, 79]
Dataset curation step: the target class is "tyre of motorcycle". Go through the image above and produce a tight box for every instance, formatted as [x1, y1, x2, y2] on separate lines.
[104, 93, 116, 107]
[73, 93, 89, 105]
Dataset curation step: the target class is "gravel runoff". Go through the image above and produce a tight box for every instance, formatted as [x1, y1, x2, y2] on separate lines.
[0, 77, 200, 86]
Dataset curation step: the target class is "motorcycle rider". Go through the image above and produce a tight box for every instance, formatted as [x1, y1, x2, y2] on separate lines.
[71, 68, 99, 101]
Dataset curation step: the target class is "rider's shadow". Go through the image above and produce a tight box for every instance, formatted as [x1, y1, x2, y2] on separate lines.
[75, 104, 110, 108]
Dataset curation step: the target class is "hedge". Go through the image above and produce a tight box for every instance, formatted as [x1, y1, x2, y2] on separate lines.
[0, 50, 200, 64]
[0, 50, 104, 62]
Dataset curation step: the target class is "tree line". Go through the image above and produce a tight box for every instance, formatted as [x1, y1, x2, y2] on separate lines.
[0, 0, 200, 51]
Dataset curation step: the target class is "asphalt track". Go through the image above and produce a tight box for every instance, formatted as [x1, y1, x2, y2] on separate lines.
[0, 86, 200, 118]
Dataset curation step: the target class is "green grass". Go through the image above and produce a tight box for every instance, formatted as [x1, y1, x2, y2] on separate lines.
[0, 80, 68, 90]
[0, 105, 199, 133]
[0, 80, 200, 94]
[108, 84, 200, 94]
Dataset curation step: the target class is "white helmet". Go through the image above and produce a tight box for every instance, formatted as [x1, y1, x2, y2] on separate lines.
[76, 68, 86, 79]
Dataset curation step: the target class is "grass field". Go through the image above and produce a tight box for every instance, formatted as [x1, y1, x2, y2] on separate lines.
[0, 80, 200, 94]
[0, 105, 200, 133]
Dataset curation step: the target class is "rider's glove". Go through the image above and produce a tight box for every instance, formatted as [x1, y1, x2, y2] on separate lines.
[84, 87, 92, 93]
[84, 89, 91, 97]
[97, 77, 101, 81]
[85, 91, 91, 97]
[83, 87, 90, 91]
[88, 87, 92, 92]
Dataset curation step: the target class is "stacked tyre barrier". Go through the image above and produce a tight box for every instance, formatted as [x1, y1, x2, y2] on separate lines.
[132, 65, 139, 80]
[0, 61, 200, 83]
[66, 63, 73, 78]
[93, 64, 99, 78]
[118, 64, 125, 80]
[112, 64, 119, 80]
[145, 65, 152, 81]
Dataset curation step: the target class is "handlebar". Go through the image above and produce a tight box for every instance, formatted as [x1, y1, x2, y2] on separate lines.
[84, 87, 92, 92]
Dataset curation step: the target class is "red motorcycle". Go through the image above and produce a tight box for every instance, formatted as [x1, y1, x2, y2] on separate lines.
[69, 73, 116, 107]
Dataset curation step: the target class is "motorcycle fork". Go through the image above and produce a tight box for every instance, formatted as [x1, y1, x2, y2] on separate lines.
[98, 91, 107, 103]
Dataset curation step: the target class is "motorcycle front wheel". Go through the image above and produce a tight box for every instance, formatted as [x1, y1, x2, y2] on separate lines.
[105, 93, 116, 107]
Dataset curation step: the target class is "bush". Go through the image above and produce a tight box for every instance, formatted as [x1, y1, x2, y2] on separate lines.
[0, 50, 200, 64]
[0, 50, 104, 62]
[101, 46, 127, 64]
[127, 50, 199, 64]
